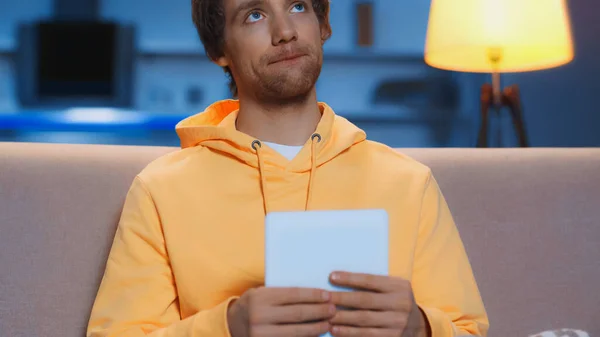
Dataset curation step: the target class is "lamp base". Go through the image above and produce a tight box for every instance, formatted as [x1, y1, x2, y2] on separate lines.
[477, 83, 529, 147]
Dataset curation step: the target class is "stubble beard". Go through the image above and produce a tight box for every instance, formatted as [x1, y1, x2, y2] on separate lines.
[254, 50, 323, 105]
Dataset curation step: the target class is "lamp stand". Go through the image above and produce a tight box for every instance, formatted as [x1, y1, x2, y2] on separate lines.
[476, 74, 529, 147]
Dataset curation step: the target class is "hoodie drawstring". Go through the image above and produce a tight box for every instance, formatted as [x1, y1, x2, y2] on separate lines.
[305, 133, 321, 211]
[252, 133, 321, 215]
[252, 140, 270, 215]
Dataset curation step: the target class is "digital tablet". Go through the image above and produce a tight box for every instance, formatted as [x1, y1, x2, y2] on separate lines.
[265, 209, 389, 291]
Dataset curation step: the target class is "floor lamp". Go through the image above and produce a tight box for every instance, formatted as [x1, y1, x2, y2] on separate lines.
[423, 0, 574, 147]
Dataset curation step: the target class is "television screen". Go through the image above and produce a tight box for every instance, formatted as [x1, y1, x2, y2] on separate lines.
[37, 22, 116, 98]
[17, 21, 134, 108]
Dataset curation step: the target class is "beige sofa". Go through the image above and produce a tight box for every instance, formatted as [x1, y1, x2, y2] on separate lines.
[1, 141, 599, 337]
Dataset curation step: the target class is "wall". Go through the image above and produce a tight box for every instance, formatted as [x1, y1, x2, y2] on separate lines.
[0, 0, 53, 50]
[1, 0, 476, 147]
[100, 0, 475, 147]
[502, 0, 600, 147]
[8, 0, 598, 148]
[0, 0, 53, 111]
[99, 0, 444, 115]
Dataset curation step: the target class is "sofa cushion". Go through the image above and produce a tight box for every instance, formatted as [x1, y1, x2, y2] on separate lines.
[0, 142, 174, 336]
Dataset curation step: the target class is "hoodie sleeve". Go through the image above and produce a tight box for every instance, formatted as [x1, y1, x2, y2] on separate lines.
[87, 176, 238, 337]
[411, 171, 490, 337]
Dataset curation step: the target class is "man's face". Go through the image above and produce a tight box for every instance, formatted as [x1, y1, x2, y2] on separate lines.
[219, 0, 327, 102]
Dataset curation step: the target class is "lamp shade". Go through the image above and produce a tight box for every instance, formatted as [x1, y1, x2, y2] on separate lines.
[424, 0, 574, 73]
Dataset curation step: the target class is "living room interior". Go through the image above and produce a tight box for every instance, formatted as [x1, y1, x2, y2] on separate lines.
[1, 1, 598, 337]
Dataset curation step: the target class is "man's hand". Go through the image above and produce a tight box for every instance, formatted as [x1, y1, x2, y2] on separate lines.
[227, 287, 336, 337]
[328, 272, 431, 337]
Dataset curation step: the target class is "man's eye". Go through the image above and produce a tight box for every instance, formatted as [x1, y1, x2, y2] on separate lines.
[291, 3, 306, 13]
[247, 11, 264, 23]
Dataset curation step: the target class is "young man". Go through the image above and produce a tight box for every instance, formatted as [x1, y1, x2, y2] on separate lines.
[87, 0, 489, 336]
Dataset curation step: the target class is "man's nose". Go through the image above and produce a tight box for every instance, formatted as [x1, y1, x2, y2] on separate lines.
[271, 13, 298, 45]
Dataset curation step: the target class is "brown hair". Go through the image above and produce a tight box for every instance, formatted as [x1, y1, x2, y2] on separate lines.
[191, 0, 331, 97]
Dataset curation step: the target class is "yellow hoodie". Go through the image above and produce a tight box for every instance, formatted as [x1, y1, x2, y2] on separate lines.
[87, 100, 489, 337]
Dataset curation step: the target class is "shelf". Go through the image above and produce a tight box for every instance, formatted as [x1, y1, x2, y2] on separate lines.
[0, 107, 460, 132]
[138, 49, 426, 64]
[0, 39, 426, 64]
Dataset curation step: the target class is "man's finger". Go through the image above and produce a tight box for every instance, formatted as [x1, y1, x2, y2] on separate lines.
[260, 287, 331, 305]
[331, 326, 400, 337]
[331, 291, 408, 311]
[330, 272, 407, 293]
[330, 310, 405, 328]
[253, 321, 332, 337]
[255, 303, 336, 324]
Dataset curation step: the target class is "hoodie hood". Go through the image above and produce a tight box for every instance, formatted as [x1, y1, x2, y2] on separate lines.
[175, 99, 366, 173]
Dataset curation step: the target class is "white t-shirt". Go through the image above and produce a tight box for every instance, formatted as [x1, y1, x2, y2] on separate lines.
[262, 141, 303, 161]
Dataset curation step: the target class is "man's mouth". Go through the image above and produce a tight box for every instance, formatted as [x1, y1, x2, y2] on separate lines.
[270, 52, 306, 64]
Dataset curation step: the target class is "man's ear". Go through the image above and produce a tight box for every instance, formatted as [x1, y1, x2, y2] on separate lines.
[215, 56, 229, 67]
[320, 23, 332, 43]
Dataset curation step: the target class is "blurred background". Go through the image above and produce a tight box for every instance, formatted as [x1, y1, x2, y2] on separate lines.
[0, 0, 598, 148]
